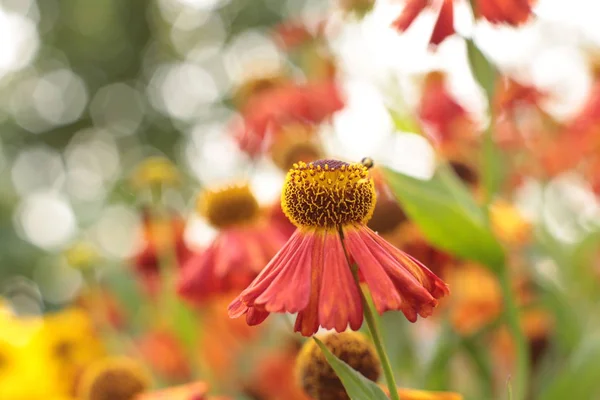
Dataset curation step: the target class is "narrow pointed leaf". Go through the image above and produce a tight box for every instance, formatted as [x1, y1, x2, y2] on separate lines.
[313, 337, 390, 400]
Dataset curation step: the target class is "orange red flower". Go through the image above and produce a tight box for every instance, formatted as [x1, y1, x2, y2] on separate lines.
[392, 0, 455, 46]
[393, 0, 534, 47]
[137, 329, 191, 382]
[473, 0, 534, 26]
[243, 340, 309, 400]
[229, 160, 449, 336]
[233, 81, 344, 157]
[136, 381, 231, 400]
[418, 71, 478, 158]
[178, 184, 289, 306]
[133, 210, 191, 295]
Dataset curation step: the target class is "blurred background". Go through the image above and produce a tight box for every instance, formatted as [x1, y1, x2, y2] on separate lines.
[2, 0, 600, 399]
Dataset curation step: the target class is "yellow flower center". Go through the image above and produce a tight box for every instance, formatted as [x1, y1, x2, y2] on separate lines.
[78, 357, 149, 400]
[198, 184, 260, 229]
[296, 332, 381, 400]
[282, 160, 376, 228]
[131, 156, 179, 189]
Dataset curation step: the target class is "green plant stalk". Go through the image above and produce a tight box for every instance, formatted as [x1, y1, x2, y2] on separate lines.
[499, 268, 529, 400]
[361, 287, 402, 400]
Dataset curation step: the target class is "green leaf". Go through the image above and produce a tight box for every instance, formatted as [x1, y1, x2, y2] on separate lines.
[313, 337, 390, 400]
[383, 165, 505, 269]
[466, 39, 496, 100]
[388, 107, 422, 134]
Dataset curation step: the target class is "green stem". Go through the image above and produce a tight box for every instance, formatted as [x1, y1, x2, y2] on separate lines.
[499, 268, 529, 400]
[361, 288, 402, 400]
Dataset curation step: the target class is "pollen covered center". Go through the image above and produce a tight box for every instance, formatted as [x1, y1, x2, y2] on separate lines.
[282, 160, 376, 228]
[198, 184, 260, 229]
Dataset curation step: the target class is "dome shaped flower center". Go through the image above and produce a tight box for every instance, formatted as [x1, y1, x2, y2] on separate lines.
[296, 332, 381, 400]
[282, 160, 376, 228]
[198, 184, 260, 229]
[79, 358, 149, 400]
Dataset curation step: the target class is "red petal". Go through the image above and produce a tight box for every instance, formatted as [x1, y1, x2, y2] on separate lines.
[343, 227, 403, 314]
[177, 246, 218, 304]
[294, 230, 326, 336]
[392, 0, 429, 32]
[318, 232, 363, 332]
[364, 227, 450, 300]
[254, 230, 314, 313]
[429, 0, 455, 46]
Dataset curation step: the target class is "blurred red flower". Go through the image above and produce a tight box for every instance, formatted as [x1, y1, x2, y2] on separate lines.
[418, 71, 478, 157]
[133, 211, 191, 296]
[177, 184, 289, 306]
[137, 330, 191, 382]
[393, 0, 455, 46]
[474, 0, 534, 26]
[233, 81, 344, 157]
[393, 0, 534, 47]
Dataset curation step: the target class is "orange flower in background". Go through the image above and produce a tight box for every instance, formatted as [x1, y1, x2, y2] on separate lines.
[178, 184, 289, 306]
[136, 381, 208, 400]
[137, 329, 191, 382]
[75, 287, 125, 329]
[133, 210, 191, 295]
[199, 294, 260, 386]
[554, 80, 600, 191]
[393, 388, 463, 400]
[473, 0, 534, 26]
[243, 340, 309, 400]
[274, 21, 321, 50]
[234, 81, 344, 157]
[229, 160, 449, 336]
[489, 199, 531, 246]
[418, 71, 478, 158]
[493, 76, 568, 186]
[447, 263, 502, 335]
[393, 0, 455, 46]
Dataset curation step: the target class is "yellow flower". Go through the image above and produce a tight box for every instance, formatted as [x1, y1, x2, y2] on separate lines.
[0, 307, 63, 398]
[490, 199, 530, 246]
[64, 241, 101, 270]
[131, 156, 180, 189]
[396, 389, 463, 400]
[36, 308, 106, 394]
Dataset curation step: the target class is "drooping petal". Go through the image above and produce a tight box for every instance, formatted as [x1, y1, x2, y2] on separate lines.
[228, 229, 314, 320]
[344, 225, 449, 322]
[255, 230, 314, 313]
[294, 230, 326, 336]
[364, 226, 450, 300]
[318, 231, 363, 332]
[342, 227, 403, 315]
